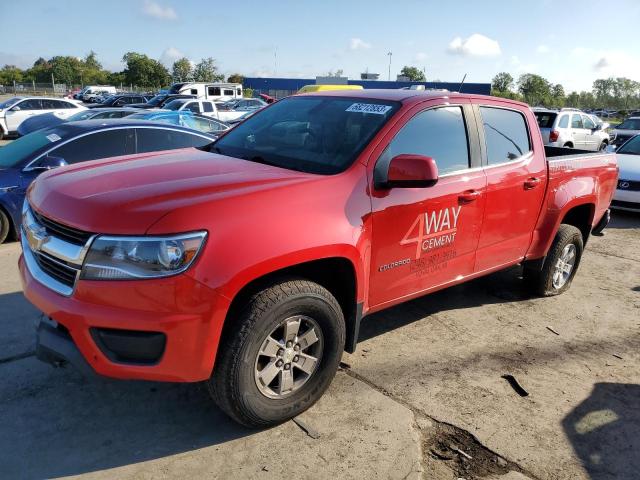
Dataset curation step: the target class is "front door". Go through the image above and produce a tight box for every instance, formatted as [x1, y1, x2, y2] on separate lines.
[5, 99, 42, 132]
[581, 114, 598, 150]
[368, 102, 486, 308]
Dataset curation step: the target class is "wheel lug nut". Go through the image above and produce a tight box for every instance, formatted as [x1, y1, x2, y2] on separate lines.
[286, 341, 293, 348]
[293, 355, 299, 362]
[276, 360, 283, 367]
[294, 344, 300, 351]
[277, 348, 284, 357]
[284, 363, 291, 370]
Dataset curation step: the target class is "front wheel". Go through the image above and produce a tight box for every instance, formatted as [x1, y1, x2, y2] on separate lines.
[524, 224, 584, 296]
[0, 209, 11, 244]
[207, 279, 345, 427]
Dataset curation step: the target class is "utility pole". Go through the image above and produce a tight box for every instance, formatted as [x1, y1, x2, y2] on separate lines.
[274, 48, 278, 77]
[387, 51, 392, 81]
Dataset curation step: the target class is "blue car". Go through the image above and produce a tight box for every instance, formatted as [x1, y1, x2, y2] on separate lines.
[0, 119, 217, 243]
[17, 107, 141, 137]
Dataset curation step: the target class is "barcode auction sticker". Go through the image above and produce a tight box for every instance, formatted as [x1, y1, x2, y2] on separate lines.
[46, 134, 61, 142]
[346, 103, 392, 115]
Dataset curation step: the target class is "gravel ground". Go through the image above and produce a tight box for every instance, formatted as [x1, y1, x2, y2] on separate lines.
[0, 208, 638, 480]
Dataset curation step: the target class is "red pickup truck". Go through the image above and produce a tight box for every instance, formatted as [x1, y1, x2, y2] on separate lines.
[19, 90, 617, 426]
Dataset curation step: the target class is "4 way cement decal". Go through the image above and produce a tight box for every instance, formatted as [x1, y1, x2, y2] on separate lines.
[401, 206, 462, 259]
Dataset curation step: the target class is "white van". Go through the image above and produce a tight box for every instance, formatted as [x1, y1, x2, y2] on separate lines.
[168, 82, 243, 101]
[81, 86, 117, 102]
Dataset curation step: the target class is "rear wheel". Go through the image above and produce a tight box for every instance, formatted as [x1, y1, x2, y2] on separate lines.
[524, 224, 584, 296]
[208, 278, 345, 427]
[0, 209, 10, 244]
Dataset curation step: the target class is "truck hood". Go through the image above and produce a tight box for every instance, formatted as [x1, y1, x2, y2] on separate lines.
[28, 148, 315, 234]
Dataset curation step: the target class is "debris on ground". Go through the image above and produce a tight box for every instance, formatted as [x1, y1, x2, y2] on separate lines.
[612, 353, 623, 360]
[545, 326, 560, 336]
[292, 417, 321, 439]
[501, 375, 529, 397]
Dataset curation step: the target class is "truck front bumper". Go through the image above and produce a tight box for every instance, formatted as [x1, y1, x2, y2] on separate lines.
[20, 255, 231, 382]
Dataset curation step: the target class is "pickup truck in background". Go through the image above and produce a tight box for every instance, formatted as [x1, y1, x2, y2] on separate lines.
[19, 90, 617, 427]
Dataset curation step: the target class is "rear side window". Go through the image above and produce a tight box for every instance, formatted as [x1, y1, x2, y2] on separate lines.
[479, 107, 531, 164]
[558, 115, 569, 128]
[185, 102, 201, 113]
[380, 106, 470, 175]
[571, 114, 583, 129]
[202, 102, 213, 112]
[534, 112, 556, 129]
[136, 128, 211, 153]
[50, 129, 136, 164]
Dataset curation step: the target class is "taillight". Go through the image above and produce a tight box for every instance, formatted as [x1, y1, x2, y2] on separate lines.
[549, 130, 559, 142]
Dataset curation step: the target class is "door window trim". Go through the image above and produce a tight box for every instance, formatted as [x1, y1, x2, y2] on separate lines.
[373, 101, 481, 180]
[472, 104, 534, 169]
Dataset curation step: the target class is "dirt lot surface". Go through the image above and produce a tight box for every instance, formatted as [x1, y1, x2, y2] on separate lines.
[1, 212, 638, 480]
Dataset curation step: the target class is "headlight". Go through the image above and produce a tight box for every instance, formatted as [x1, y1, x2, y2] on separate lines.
[81, 232, 207, 280]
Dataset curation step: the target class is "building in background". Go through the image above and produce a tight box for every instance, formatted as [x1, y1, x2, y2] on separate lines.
[243, 77, 491, 99]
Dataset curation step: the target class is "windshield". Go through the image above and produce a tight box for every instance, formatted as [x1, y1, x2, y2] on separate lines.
[616, 119, 640, 130]
[617, 135, 640, 155]
[534, 112, 557, 129]
[146, 95, 167, 106]
[212, 96, 399, 174]
[0, 97, 22, 109]
[0, 131, 56, 168]
[163, 100, 185, 111]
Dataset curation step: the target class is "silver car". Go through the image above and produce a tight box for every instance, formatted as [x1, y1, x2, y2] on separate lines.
[534, 108, 610, 151]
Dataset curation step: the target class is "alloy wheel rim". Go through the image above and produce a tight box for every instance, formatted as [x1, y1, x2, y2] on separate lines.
[552, 244, 577, 289]
[254, 315, 323, 399]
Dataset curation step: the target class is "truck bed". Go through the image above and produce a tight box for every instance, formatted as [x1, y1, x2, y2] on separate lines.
[544, 145, 608, 160]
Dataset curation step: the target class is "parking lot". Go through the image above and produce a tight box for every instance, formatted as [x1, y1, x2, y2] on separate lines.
[1, 204, 638, 479]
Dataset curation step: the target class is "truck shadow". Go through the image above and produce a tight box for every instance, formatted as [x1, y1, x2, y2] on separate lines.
[358, 265, 530, 343]
[608, 210, 640, 230]
[563, 383, 640, 480]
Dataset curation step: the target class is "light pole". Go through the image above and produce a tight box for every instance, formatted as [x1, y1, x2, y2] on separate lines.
[387, 51, 392, 81]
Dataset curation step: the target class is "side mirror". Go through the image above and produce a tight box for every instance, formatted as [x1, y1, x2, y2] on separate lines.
[376, 154, 439, 189]
[28, 155, 68, 172]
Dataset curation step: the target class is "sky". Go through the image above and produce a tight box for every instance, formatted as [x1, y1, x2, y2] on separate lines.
[2, 0, 640, 92]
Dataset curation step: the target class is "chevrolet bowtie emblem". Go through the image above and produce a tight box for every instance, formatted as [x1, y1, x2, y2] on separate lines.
[26, 222, 48, 252]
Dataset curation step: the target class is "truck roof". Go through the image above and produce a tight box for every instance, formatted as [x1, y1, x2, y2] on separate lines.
[298, 88, 530, 109]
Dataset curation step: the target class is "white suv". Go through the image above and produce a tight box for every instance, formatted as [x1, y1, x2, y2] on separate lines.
[534, 108, 610, 151]
[0, 97, 85, 139]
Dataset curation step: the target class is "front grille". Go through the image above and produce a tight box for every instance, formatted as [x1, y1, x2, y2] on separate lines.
[617, 179, 640, 192]
[33, 251, 79, 288]
[31, 210, 93, 246]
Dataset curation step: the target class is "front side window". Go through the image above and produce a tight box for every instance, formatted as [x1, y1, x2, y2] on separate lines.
[136, 128, 211, 153]
[202, 102, 213, 113]
[582, 115, 596, 129]
[479, 107, 531, 164]
[50, 129, 136, 164]
[617, 135, 640, 155]
[16, 99, 42, 111]
[213, 96, 399, 175]
[185, 102, 201, 113]
[616, 119, 640, 130]
[378, 106, 470, 176]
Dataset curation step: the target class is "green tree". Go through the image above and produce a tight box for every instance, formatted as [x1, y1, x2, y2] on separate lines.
[491, 72, 514, 93]
[517, 73, 551, 106]
[615, 77, 640, 109]
[227, 73, 244, 84]
[0, 65, 24, 84]
[550, 83, 565, 107]
[121, 52, 169, 88]
[84, 51, 102, 71]
[172, 57, 192, 82]
[399, 66, 425, 82]
[192, 57, 224, 82]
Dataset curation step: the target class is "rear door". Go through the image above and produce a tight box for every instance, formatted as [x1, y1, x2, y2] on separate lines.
[368, 100, 487, 307]
[474, 103, 547, 271]
[570, 114, 586, 148]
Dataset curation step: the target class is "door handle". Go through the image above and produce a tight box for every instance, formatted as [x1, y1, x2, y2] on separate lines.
[524, 177, 542, 190]
[459, 190, 480, 203]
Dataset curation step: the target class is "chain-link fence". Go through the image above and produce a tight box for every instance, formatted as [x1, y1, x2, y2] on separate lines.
[0, 82, 155, 97]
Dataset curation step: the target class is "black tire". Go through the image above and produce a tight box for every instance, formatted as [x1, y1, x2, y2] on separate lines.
[599, 142, 608, 151]
[563, 142, 573, 148]
[207, 278, 345, 427]
[0, 209, 11, 244]
[524, 224, 584, 296]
